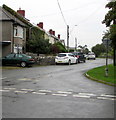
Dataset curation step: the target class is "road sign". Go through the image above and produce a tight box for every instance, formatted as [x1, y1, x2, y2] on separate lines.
[102, 38, 112, 47]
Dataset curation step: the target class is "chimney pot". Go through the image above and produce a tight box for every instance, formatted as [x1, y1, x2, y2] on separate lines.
[17, 8, 25, 17]
[58, 34, 60, 39]
[53, 31, 55, 36]
[37, 22, 43, 29]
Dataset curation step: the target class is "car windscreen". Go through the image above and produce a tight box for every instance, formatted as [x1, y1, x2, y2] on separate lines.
[22, 54, 32, 58]
[58, 54, 66, 57]
[88, 53, 94, 55]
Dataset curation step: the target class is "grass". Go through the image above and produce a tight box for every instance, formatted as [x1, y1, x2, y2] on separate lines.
[86, 64, 116, 85]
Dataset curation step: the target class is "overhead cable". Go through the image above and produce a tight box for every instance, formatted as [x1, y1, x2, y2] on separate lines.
[57, 0, 67, 25]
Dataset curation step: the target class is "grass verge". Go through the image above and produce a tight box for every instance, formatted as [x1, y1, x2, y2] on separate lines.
[85, 64, 116, 86]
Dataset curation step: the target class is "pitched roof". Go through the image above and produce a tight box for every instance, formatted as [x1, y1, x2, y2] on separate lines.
[1, 5, 32, 27]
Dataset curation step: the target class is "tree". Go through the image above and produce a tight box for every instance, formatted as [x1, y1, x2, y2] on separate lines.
[78, 45, 89, 54]
[26, 26, 51, 54]
[92, 44, 106, 57]
[102, 1, 116, 66]
[51, 42, 67, 54]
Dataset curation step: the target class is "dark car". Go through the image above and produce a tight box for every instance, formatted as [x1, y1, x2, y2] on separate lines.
[72, 52, 86, 63]
[2, 53, 35, 67]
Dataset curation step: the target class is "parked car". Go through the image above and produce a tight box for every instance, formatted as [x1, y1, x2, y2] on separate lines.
[2, 53, 35, 67]
[72, 52, 86, 63]
[86, 52, 96, 60]
[55, 53, 78, 65]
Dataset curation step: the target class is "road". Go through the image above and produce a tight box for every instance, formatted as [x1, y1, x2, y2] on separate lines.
[2, 58, 115, 118]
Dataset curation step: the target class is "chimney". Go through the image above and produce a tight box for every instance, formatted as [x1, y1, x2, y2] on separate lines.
[49, 29, 53, 35]
[58, 34, 60, 39]
[37, 22, 43, 29]
[17, 8, 25, 17]
[53, 31, 55, 36]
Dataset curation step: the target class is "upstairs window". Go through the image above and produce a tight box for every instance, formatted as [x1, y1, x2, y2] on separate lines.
[14, 26, 24, 39]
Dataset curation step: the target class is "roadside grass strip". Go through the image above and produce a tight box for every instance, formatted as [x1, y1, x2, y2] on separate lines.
[85, 64, 116, 86]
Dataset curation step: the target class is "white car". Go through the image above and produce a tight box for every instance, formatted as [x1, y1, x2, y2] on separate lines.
[87, 52, 96, 60]
[55, 53, 78, 65]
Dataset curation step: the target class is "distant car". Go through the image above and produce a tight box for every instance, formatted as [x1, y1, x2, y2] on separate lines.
[86, 52, 96, 60]
[72, 52, 86, 63]
[55, 53, 78, 65]
[2, 53, 35, 67]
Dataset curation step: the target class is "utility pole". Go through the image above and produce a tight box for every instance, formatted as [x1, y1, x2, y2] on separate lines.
[67, 25, 69, 52]
[75, 37, 77, 52]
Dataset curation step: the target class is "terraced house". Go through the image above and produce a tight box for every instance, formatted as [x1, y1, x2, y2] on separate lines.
[0, 5, 31, 57]
[0, 5, 65, 57]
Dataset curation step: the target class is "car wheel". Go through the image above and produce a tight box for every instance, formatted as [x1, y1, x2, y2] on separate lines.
[68, 60, 71, 65]
[76, 59, 78, 64]
[78, 60, 80, 63]
[20, 61, 27, 67]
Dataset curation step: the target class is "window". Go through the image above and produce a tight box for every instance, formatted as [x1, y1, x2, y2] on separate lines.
[58, 54, 66, 57]
[15, 54, 23, 58]
[6, 54, 15, 58]
[14, 26, 24, 38]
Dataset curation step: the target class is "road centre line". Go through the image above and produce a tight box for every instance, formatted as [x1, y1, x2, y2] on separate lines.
[73, 94, 90, 98]
[57, 91, 72, 94]
[78, 93, 96, 96]
[38, 90, 52, 92]
[14, 91, 28, 93]
[0, 77, 7, 80]
[32, 92, 46, 95]
[101, 94, 116, 98]
[97, 97, 116, 101]
[18, 78, 31, 81]
[21, 89, 35, 91]
[4, 88, 16, 90]
[52, 93, 67, 97]
[0, 89, 10, 92]
[2, 87, 116, 101]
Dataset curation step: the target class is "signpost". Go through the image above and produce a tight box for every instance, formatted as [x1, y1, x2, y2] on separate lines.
[102, 38, 112, 77]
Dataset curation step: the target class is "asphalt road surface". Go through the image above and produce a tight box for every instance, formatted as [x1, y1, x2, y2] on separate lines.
[1, 58, 115, 118]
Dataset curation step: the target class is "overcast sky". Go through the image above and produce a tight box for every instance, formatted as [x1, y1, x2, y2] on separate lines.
[1, 0, 109, 50]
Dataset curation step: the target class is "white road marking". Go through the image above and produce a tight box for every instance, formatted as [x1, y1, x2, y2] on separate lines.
[18, 78, 31, 81]
[21, 89, 34, 91]
[14, 91, 27, 93]
[57, 91, 72, 94]
[52, 93, 67, 97]
[97, 97, 115, 101]
[32, 92, 46, 95]
[4, 88, 16, 90]
[101, 94, 116, 98]
[0, 77, 7, 80]
[0, 90, 10, 92]
[73, 94, 90, 98]
[78, 93, 96, 96]
[38, 90, 52, 92]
